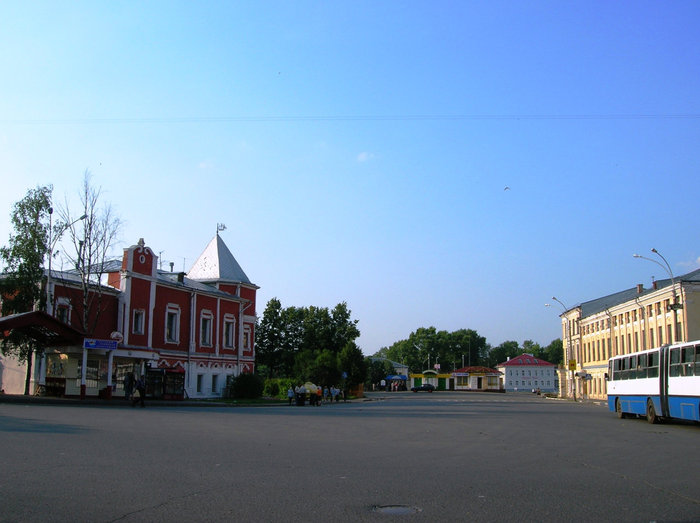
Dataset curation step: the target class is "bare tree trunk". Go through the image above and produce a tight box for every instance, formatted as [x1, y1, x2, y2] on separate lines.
[23, 348, 33, 395]
[59, 171, 122, 336]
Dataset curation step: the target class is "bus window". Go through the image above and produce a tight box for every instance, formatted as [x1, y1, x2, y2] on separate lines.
[648, 350, 659, 378]
[681, 347, 694, 376]
[630, 355, 638, 380]
[695, 345, 700, 376]
[637, 354, 648, 379]
[670, 348, 681, 377]
[670, 348, 680, 364]
[681, 347, 692, 376]
[650, 351, 659, 367]
[682, 347, 693, 363]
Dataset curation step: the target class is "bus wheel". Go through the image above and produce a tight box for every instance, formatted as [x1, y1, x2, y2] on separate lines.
[615, 399, 626, 419]
[646, 399, 659, 424]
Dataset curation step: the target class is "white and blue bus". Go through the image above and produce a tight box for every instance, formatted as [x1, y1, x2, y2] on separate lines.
[607, 341, 700, 423]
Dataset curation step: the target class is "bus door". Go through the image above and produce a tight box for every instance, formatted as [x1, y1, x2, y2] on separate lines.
[659, 346, 670, 417]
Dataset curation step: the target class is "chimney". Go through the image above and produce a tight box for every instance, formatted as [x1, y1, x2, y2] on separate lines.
[177, 272, 185, 283]
[169, 262, 174, 272]
[652, 280, 658, 290]
[636, 284, 643, 294]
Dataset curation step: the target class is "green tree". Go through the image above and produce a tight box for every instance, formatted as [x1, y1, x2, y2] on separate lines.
[522, 339, 543, 358]
[0, 185, 53, 394]
[376, 327, 490, 374]
[338, 341, 367, 388]
[255, 298, 289, 377]
[486, 340, 521, 368]
[254, 298, 361, 380]
[365, 357, 394, 388]
[228, 372, 264, 399]
[309, 349, 340, 386]
[301, 305, 333, 354]
[446, 329, 488, 370]
[543, 338, 563, 366]
[292, 349, 316, 382]
[330, 302, 361, 352]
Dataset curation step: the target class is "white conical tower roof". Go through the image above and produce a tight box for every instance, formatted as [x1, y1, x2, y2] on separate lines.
[187, 235, 251, 284]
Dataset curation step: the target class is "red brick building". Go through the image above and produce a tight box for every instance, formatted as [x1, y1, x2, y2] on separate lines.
[1, 234, 258, 399]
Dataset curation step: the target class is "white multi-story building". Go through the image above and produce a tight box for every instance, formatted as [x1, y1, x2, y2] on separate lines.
[497, 354, 557, 393]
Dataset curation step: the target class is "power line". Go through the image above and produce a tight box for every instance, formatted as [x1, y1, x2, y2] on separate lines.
[2, 113, 700, 125]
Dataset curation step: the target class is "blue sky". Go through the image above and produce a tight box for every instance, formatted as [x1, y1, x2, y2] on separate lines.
[1, 2, 699, 354]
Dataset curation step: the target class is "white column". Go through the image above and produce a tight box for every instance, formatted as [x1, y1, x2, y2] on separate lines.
[107, 350, 114, 388]
[38, 352, 47, 386]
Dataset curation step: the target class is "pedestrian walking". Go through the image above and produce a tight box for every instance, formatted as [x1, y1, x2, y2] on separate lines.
[132, 375, 146, 408]
[123, 372, 134, 401]
[287, 387, 294, 406]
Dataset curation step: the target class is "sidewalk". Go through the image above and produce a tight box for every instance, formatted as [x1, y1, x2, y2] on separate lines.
[0, 393, 287, 408]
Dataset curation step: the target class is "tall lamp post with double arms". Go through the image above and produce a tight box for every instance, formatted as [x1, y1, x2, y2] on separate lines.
[547, 297, 576, 400]
[633, 248, 683, 343]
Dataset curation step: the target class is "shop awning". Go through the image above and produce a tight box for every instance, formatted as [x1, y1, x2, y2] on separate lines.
[0, 311, 84, 346]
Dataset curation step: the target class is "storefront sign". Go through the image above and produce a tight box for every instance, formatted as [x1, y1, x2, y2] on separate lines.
[83, 338, 118, 351]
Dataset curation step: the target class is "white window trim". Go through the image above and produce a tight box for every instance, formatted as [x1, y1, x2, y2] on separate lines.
[200, 310, 214, 347]
[55, 297, 72, 325]
[223, 314, 236, 348]
[132, 309, 145, 335]
[243, 325, 252, 350]
[165, 304, 181, 344]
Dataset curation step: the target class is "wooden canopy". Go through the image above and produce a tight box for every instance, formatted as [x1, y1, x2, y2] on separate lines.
[0, 311, 84, 346]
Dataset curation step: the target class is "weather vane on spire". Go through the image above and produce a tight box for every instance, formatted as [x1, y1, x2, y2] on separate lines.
[217, 223, 227, 235]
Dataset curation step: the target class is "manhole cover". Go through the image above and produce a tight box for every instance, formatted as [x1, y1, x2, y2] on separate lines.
[372, 505, 422, 515]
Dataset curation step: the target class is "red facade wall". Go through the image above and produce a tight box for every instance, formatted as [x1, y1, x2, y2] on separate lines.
[131, 245, 155, 276]
[107, 272, 121, 289]
[151, 284, 191, 353]
[52, 284, 119, 339]
[194, 294, 217, 354]
[218, 299, 240, 356]
[127, 276, 151, 347]
[240, 286, 256, 315]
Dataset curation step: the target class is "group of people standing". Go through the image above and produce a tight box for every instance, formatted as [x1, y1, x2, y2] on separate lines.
[123, 371, 146, 407]
[287, 385, 345, 406]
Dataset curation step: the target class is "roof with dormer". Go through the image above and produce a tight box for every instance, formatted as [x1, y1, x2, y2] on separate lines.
[563, 268, 700, 318]
[497, 354, 554, 367]
[452, 366, 502, 375]
[187, 234, 253, 285]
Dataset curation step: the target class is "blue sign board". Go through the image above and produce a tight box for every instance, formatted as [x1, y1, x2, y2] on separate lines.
[83, 338, 118, 351]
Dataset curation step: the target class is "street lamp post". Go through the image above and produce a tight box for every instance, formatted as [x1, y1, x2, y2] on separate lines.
[633, 248, 683, 343]
[45, 209, 87, 315]
[547, 297, 576, 400]
[39, 209, 86, 394]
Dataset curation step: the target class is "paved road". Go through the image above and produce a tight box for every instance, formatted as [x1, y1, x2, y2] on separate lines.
[1, 392, 698, 522]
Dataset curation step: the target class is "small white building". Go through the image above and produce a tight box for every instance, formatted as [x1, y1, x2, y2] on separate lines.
[497, 354, 557, 393]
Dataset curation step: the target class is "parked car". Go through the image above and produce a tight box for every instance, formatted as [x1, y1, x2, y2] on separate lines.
[411, 383, 436, 393]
